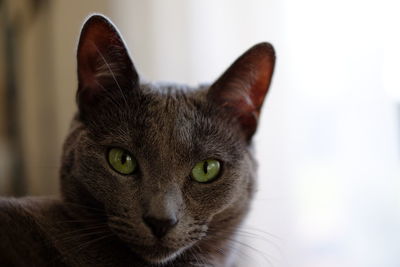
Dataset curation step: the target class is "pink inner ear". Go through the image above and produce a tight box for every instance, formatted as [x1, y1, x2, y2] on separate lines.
[249, 56, 273, 115]
[79, 41, 99, 87]
[238, 64, 271, 138]
[76, 15, 138, 104]
[77, 19, 116, 90]
[208, 43, 275, 140]
[77, 39, 108, 107]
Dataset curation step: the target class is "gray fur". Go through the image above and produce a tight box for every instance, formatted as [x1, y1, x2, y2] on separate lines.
[0, 14, 275, 267]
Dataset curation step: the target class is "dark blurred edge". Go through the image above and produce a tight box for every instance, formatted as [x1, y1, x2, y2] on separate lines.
[1, 0, 51, 195]
[2, 0, 25, 195]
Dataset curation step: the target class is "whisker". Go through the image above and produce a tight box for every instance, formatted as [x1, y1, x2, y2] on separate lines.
[58, 229, 111, 243]
[213, 228, 283, 257]
[206, 227, 279, 266]
[221, 241, 253, 265]
[56, 219, 104, 224]
[50, 233, 114, 265]
[191, 244, 208, 266]
[244, 225, 283, 241]
[225, 237, 275, 266]
[63, 202, 106, 213]
[55, 225, 109, 240]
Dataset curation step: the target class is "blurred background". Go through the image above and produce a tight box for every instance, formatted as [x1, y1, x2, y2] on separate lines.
[0, 0, 399, 266]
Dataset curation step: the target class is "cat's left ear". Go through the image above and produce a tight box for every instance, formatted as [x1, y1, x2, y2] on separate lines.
[208, 43, 275, 142]
[76, 15, 138, 111]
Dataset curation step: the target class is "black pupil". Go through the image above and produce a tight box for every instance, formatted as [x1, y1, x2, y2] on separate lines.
[121, 152, 128, 164]
[203, 161, 208, 173]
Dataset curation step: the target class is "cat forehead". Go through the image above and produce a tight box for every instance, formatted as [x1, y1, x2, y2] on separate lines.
[140, 82, 208, 101]
[137, 83, 209, 121]
[103, 84, 237, 147]
[87, 82, 243, 157]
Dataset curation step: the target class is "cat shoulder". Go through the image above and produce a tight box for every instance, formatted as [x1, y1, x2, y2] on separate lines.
[0, 197, 66, 266]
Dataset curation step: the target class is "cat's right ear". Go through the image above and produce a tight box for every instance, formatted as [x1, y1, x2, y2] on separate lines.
[76, 15, 138, 114]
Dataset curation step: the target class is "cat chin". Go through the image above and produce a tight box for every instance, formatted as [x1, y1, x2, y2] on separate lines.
[131, 244, 189, 264]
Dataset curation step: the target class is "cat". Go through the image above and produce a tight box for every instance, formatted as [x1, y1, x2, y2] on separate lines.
[0, 14, 275, 266]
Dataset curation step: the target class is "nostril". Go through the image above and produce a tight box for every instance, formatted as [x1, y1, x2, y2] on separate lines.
[143, 216, 178, 238]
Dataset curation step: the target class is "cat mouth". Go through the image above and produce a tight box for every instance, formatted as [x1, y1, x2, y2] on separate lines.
[107, 219, 193, 263]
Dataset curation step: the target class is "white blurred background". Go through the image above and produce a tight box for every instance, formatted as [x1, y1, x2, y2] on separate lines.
[1, 0, 399, 266]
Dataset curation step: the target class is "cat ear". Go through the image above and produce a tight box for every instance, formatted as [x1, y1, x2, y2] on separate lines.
[76, 14, 138, 111]
[208, 43, 275, 141]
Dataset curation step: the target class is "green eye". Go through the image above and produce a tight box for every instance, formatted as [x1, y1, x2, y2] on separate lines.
[191, 159, 221, 183]
[108, 148, 137, 175]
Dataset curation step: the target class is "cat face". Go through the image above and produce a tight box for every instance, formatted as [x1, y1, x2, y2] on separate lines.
[61, 15, 274, 264]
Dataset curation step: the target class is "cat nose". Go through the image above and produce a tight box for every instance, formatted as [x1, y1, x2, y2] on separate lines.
[143, 215, 178, 238]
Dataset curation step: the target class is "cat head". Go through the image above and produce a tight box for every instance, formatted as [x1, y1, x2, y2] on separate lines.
[61, 15, 275, 264]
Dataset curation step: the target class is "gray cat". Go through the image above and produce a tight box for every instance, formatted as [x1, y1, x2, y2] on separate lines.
[0, 15, 275, 266]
